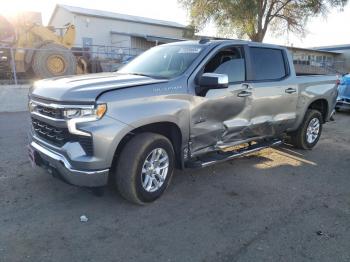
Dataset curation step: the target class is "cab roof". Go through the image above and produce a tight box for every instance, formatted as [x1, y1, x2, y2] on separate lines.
[165, 39, 284, 50]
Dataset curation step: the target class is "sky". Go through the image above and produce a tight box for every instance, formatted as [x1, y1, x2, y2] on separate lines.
[1, 0, 349, 48]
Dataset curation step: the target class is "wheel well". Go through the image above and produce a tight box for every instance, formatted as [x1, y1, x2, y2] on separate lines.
[308, 99, 328, 123]
[111, 122, 183, 172]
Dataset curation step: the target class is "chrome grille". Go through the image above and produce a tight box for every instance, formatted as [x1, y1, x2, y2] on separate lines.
[35, 105, 63, 119]
[31, 118, 93, 155]
[32, 118, 67, 145]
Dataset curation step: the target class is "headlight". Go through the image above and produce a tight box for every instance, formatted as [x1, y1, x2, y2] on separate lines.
[66, 104, 107, 136]
[64, 104, 107, 120]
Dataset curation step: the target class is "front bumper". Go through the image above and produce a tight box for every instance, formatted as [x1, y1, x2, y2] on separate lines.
[27, 98, 134, 187]
[29, 141, 109, 187]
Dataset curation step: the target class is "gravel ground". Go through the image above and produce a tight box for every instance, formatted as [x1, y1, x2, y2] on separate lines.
[0, 111, 349, 262]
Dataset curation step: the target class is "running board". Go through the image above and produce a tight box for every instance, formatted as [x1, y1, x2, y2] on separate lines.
[215, 136, 265, 151]
[186, 140, 282, 168]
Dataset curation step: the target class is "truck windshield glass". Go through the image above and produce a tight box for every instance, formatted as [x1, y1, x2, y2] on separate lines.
[118, 45, 203, 79]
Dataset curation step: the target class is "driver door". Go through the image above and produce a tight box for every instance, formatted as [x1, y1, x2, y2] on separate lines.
[190, 45, 253, 154]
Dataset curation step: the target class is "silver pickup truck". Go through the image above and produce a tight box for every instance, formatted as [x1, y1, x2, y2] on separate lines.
[28, 39, 338, 204]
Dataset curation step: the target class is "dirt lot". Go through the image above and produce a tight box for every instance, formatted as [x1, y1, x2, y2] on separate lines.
[0, 111, 350, 262]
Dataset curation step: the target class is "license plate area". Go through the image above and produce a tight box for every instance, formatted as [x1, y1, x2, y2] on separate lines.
[27, 145, 40, 167]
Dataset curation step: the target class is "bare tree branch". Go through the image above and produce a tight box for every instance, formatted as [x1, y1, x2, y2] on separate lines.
[179, 0, 348, 42]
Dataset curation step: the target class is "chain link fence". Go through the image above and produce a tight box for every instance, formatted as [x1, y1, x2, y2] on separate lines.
[1, 44, 348, 85]
[0, 45, 146, 85]
[293, 59, 347, 75]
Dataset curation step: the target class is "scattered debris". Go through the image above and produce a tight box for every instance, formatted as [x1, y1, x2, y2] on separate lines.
[316, 230, 336, 239]
[80, 215, 88, 223]
[316, 230, 323, 236]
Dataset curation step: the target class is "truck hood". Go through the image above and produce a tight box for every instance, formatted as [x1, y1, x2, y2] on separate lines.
[30, 73, 168, 103]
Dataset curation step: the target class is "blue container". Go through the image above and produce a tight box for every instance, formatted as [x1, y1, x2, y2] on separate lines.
[339, 74, 350, 97]
[336, 74, 350, 110]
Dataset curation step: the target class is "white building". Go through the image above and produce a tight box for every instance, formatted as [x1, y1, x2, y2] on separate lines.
[49, 4, 189, 58]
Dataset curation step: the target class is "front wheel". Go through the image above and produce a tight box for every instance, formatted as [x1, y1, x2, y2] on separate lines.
[289, 109, 323, 149]
[114, 133, 175, 205]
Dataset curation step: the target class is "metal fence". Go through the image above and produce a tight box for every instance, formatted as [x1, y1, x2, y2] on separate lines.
[1, 45, 348, 85]
[0, 45, 146, 85]
[293, 59, 347, 75]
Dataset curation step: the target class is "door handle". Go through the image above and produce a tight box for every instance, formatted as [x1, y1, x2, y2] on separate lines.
[285, 88, 297, 94]
[237, 90, 252, 97]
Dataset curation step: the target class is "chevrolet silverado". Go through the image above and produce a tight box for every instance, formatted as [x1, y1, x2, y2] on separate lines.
[28, 39, 338, 204]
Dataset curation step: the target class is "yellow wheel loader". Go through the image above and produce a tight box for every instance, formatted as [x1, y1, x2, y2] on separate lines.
[0, 15, 87, 79]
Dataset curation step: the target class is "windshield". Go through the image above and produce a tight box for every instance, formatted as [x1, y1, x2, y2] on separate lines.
[118, 45, 203, 79]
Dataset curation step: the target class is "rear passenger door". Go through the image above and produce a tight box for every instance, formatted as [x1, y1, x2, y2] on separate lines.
[246, 47, 298, 137]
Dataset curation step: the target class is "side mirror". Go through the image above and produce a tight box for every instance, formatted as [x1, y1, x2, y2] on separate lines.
[199, 73, 229, 89]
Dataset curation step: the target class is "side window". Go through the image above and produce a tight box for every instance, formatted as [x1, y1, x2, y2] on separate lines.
[204, 47, 246, 83]
[250, 47, 287, 80]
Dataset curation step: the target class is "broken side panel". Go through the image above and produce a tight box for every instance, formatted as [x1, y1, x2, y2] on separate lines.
[189, 84, 253, 156]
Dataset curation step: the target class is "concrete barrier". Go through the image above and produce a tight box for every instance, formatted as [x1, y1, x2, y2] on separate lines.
[0, 85, 30, 112]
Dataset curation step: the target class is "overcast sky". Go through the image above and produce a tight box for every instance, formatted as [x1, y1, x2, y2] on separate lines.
[2, 0, 349, 48]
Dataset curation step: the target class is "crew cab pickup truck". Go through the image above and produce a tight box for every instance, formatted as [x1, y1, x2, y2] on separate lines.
[28, 39, 338, 204]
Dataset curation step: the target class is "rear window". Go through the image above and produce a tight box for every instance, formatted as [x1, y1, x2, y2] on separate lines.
[250, 47, 287, 81]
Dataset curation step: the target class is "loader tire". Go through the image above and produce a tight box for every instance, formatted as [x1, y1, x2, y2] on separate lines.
[32, 43, 77, 79]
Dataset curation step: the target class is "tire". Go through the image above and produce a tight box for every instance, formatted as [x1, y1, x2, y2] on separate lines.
[289, 109, 323, 150]
[32, 43, 77, 79]
[335, 107, 341, 112]
[114, 132, 175, 205]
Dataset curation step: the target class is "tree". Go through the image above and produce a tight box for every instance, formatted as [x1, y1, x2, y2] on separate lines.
[179, 0, 348, 42]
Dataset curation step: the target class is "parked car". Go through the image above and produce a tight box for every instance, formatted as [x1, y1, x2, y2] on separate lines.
[27, 39, 338, 205]
[335, 74, 350, 111]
